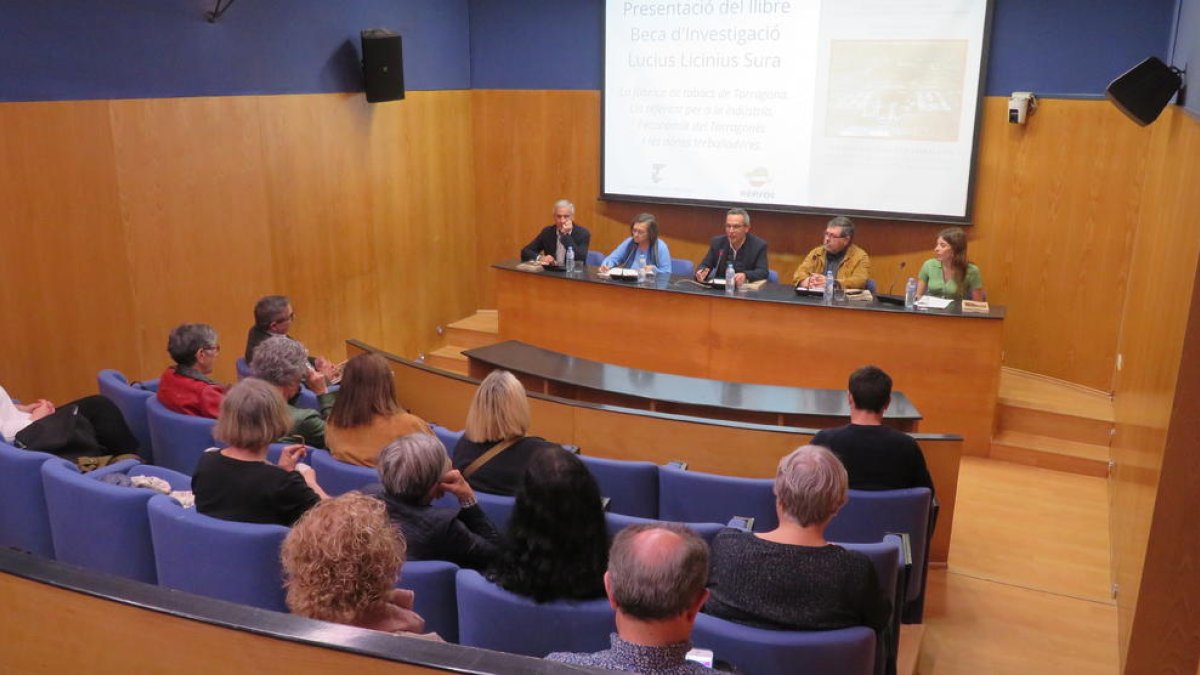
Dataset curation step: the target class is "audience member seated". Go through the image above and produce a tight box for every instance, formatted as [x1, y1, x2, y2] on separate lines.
[376, 432, 500, 570]
[156, 323, 227, 418]
[812, 365, 934, 493]
[0, 381, 139, 462]
[326, 352, 432, 467]
[193, 378, 328, 525]
[243, 294, 337, 382]
[282, 492, 438, 640]
[703, 445, 890, 636]
[547, 523, 713, 674]
[489, 448, 608, 603]
[520, 198, 591, 266]
[452, 370, 563, 496]
[252, 336, 333, 449]
[917, 226, 985, 301]
[792, 216, 871, 290]
[598, 213, 672, 277]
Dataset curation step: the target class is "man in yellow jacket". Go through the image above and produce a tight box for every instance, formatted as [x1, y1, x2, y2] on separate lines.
[793, 216, 871, 290]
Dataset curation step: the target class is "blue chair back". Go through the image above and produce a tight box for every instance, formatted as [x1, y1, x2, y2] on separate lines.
[308, 448, 376, 495]
[455, 569, 615, 657]
[146, 494, 289, 612]
[866, 279, 877, 293]
[585, 250, 604, 267]
[293, 383, 339, 413]
[235, 357, 253, 380]
[97, 369, 157, 463]
[693, 615, 875, 675]
[827, 488, 932, 622]
[839, 536, 904, 675]
[430, 425, 464, 462]
[604, 512, 724, 544]
[0, 440, 58, 557]
[657, 465, 777, 531]
[579, 454, 659, 518]
[476, 491, 517, 532]
[670, 259, 695, 277]
[40, 458, 162, 583]
[768, 269, 780, 283]
[399, 560, 460, 643]
[146, 397, 217, 475]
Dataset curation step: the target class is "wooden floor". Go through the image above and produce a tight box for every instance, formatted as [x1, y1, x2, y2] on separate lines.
[918, 456, 1117, 674]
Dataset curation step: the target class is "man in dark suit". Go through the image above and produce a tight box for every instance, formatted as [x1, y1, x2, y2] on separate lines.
[520, 199, 590, 265]
[694, 207, 769, 288]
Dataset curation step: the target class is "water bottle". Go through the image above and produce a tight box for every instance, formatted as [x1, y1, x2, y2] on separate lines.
[637, 254, 647, 281]
[565, 247, 575, 274]
[823, 270, 835, 305]
[725, 262, 736, 295]
[904, 277, 917, 309]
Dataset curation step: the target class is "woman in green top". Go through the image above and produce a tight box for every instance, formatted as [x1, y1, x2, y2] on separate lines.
[917, 227, 984, 301]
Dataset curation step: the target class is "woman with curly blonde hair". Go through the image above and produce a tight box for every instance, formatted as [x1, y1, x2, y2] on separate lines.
[281, 492, 434, 637]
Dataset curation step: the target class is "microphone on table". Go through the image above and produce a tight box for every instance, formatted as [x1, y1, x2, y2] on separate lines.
[707, 249, 727, 282]
[887, 261, 907, 295]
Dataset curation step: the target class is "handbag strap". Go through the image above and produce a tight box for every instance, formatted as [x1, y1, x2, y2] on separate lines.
[462, 437, 519, 479]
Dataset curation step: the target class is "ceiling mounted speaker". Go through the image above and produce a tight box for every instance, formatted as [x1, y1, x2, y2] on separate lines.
[1105, 56, 1184, 126]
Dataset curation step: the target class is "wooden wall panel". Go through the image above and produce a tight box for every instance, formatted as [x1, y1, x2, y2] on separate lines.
[1109, 106, 1200, 672]
[109, 96, 274, 385]
[0, 92, 477, 402]
[0, 101, 139, 401]
[471, 93, 1152, 392]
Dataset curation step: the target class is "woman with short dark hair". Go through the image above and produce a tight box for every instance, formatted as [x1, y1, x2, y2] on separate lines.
[157, 323, 226, 418]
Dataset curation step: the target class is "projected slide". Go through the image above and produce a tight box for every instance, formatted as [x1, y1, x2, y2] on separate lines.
[604, 0, 990, 220]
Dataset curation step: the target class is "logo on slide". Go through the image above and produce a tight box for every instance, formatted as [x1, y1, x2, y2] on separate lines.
[651, 163, 667, 184]
[745, 167, 771, 187]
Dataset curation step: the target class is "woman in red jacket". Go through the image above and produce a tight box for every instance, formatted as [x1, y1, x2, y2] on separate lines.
[156, 323, 227, 418]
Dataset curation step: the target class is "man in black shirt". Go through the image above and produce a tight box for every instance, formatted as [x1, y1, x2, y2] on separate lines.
[812, 365, 934, 494]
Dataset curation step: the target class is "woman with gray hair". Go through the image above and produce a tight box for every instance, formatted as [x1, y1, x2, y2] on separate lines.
[703, 445, 889, 634]
[156, 323, 227, 418]
[252, 336, 333, 449]
[376, 432, 500, 570]
[192, 378, 328, 525]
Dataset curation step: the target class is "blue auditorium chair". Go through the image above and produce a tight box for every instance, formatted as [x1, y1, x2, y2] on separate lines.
[430, 424, 464, 461]
[145, 397, 217, 474]
[840, 536, 905, 675]
[399, 560, 460, 643]
[97, 369, 158, 463]
[827, 488, 933, 623]
[603, 511, 724, 544]
[307, 448, 376, 495]
[235, 357, 253, 380]
[768, 269, 780, 283]
[475, 491, 517, 532]
[657, 464, 777, 531]
[146, 494, 289, 612]
[670, 258, 695, 277]
[692, 616, 876, 675]
[41, 458, 188, 584]
[578, 454, 659, 518]
[455, 569, 615, 657]
[0, 440, 59, 557]
[586, 250, 604, 267]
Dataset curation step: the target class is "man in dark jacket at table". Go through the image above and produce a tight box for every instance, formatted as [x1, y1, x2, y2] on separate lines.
[521, 199, 590, 265]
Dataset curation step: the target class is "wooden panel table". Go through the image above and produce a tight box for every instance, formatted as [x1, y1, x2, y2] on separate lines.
[494, 261, 1004, 457]
[465, 339, 922, 430]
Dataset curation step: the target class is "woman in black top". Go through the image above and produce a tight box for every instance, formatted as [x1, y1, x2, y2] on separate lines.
[193, 378, 329, 526]
[704, 445, 890, 633]
[488, 448, 608, 603]
[452, 370, 560, 496]
[376, 432, 500, 570]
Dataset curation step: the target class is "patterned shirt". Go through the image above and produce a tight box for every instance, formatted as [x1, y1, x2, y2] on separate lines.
[547, 633, 708, 674]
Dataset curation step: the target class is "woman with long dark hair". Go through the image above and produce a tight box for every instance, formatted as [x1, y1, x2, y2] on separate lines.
[488, 447, 608, 602]
[326, 352, 431, 467]
[598, 213, 673, 276]
[916, 226, 985, 301]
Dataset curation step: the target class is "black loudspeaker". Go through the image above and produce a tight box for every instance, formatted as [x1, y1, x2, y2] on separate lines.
[1105, 56, 1183, 126]
[361, 29, 405, 103]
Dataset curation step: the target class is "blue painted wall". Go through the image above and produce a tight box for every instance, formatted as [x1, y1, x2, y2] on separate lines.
[0, 0, 470, 102]
[0, 0, 1183, 101]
